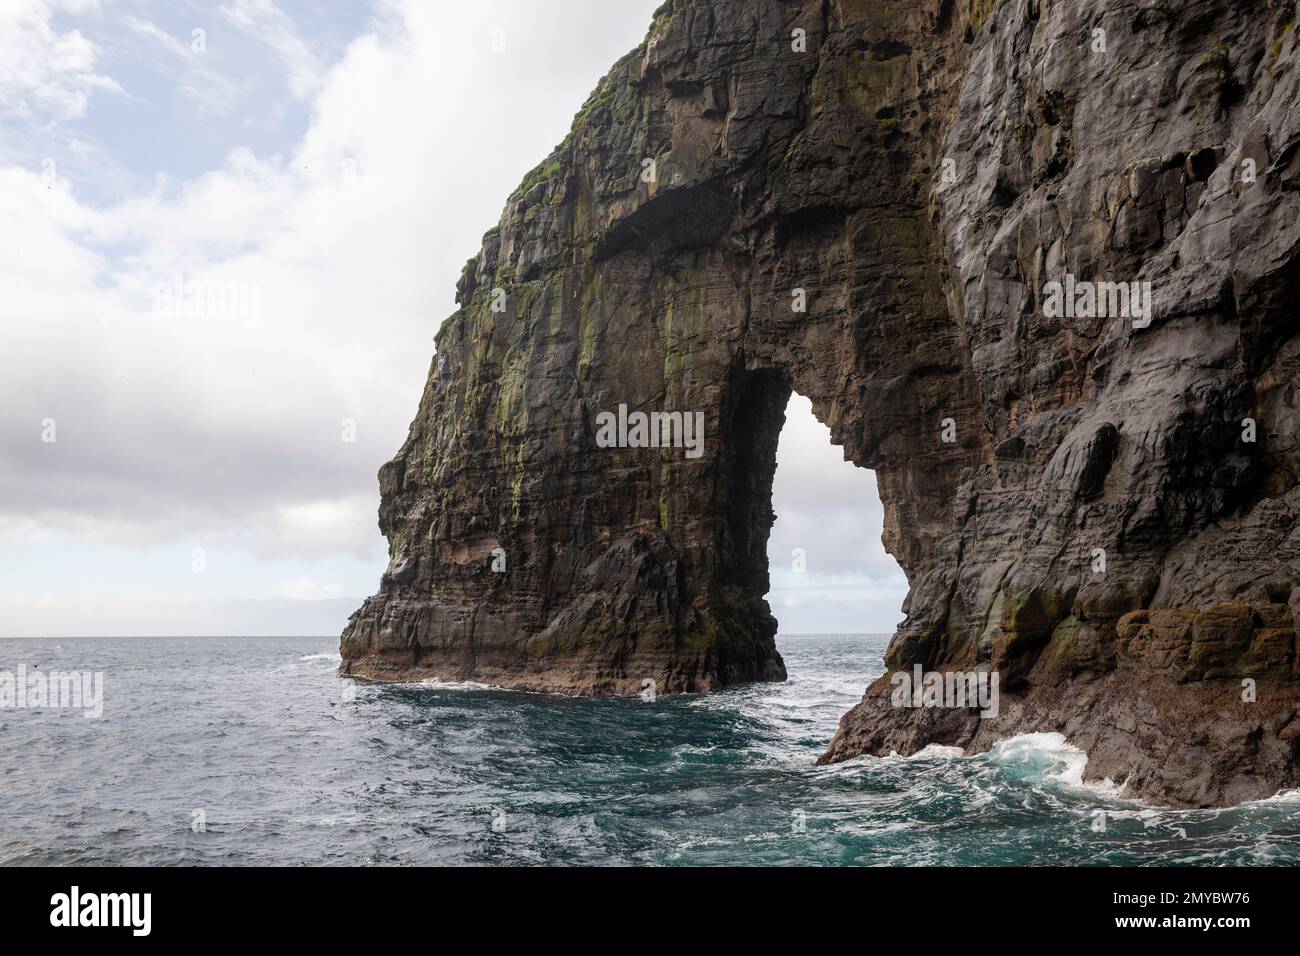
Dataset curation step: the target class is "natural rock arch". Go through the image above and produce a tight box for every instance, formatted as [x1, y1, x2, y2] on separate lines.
[343, 0, 1300, 806]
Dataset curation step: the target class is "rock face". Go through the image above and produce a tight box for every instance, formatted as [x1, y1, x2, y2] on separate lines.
[342, 0, 1300, 805]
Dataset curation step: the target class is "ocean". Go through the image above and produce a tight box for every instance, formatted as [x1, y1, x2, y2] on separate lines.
[2, 634, 1297, 866]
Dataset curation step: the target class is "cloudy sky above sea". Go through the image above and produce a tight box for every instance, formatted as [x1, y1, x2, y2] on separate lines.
[0, 0, 907, 638]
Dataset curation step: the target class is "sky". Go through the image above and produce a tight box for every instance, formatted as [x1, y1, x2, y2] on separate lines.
[0, 0, 908, 637]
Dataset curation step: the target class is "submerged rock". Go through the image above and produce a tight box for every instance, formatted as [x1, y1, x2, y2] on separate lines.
[342, 0, 1300, 805]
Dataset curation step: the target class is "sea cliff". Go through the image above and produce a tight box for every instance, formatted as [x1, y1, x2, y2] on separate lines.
[343, 0, 1300, 807]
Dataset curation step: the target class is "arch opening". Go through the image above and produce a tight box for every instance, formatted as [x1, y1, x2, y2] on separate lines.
[763, 393, 908, 639]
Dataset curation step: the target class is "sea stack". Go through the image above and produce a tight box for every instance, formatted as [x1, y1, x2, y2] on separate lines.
[342, 0, 1300, 807]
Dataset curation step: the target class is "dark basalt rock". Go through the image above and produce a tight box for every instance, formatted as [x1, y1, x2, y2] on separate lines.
[342, 0, 1300, 806]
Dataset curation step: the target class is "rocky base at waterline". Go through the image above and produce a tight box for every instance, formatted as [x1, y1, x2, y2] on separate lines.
[342, 0, 1300, 808]
[821, 602, 1300, 808]
[340, 617, 786, 696]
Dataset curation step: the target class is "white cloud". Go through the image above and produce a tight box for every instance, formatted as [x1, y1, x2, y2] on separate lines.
[219, 0, 326, 100]
[0, 0, 908, 636]
[766, 396, 909, 633]
[3, 3, 654, 553]
[121, 15, 191, 57]
[0, 0, 121, 121]
[0, 1, 664, 634]
[768, 395, 907, 582]
[275, 576, 343, 600]
[268, 498, 379, 558]
[0, 592, 361, 636]
[121, 14, 242, 116]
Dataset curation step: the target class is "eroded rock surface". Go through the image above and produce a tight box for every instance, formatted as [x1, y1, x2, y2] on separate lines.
[343, 0, 1300, 805]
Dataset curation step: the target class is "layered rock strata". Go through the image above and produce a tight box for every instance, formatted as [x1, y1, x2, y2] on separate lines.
[343, 0, 1300, 805]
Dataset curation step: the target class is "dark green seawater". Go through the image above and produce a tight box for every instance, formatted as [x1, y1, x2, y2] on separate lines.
[2, 634, 1297, 865]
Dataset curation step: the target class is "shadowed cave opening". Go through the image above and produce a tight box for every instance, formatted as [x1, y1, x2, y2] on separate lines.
[760, 392, 908, 640]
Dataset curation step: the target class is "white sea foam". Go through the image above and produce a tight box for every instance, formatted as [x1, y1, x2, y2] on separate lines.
[986, 735, 1300, 809]
[1251, 788, 1300, 805]
[413, 677, 498, 692]
[985, 732, 1134, 799]
[299, 652, 341, 663]
[988, 731, 1088, 783]
[909, 744, 964, 760]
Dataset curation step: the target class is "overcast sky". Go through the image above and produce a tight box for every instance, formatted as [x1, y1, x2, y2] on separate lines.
[0, 0, 907, 638]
